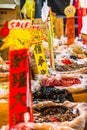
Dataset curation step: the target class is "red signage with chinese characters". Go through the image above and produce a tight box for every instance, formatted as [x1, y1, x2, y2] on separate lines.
[9, 49, 29, 128]
[66, 17, 75, 45]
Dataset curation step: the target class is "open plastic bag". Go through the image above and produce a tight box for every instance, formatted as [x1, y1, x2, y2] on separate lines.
[1, 100, 87, 130]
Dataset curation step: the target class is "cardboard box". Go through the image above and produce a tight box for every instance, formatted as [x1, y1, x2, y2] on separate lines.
[54, 18, 64, 38]
[0, 0, 14, 4]
[0, 4, 21, 60]
[0, 4, 20, 28]
[33, 18, 46, 33]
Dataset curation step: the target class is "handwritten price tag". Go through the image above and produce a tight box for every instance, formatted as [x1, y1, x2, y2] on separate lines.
[64, 5, 76, 17]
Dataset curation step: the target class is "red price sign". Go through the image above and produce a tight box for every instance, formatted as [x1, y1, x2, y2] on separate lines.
[9, 49, 29, 128]
[66, 17, 75, 45]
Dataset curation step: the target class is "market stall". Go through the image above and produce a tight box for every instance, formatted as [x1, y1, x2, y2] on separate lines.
[0, 0, 87, 130]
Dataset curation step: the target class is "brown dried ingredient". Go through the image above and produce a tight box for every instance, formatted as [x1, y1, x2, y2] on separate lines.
[55, 62, 87, 72]
[34, 105, 79, 123]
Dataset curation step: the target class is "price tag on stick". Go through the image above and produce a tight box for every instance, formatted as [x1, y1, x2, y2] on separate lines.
[64, 0, 76, 45]
[33, 42, 48, 75]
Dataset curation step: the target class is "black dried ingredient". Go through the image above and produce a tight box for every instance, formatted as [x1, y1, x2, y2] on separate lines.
[70, 55, 78, 60]
[33, 86, 74, 103]
[34, 105, 79, 123]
